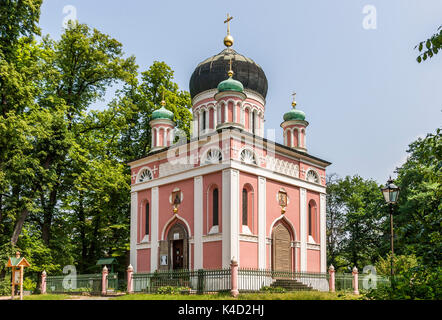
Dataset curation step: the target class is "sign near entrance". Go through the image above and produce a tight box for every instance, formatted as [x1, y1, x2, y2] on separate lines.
[160, 255, 168, 266]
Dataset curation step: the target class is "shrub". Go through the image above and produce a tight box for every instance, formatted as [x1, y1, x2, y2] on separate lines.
[364, 265, 441, 300]
[0, 278, 11, 296]
[23, 278, 37, 292]
[156, 286, 191, 295]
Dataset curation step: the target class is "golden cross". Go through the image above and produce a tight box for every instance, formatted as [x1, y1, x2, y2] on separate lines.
[224, 13, 233, 35]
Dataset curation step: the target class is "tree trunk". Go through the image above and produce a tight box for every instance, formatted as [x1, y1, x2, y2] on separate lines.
[78, 192, 87, 273]
[42, 188, 58, 245]
[11, 208, 29, 246]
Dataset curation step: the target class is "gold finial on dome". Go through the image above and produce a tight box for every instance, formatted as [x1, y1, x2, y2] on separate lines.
[228, 57, 234, 77]
[161, 88, 166, 106]
[291, 92, 297, 108]
[224, 13, 234, 47]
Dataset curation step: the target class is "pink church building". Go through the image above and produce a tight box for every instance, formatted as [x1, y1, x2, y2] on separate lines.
[128, 27, 331, 277]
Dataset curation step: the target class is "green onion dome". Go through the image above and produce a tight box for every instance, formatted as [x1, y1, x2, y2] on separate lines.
[283, 108, 306, 121]
[152, 105, 174, 121]
[217, 74, 244, 93]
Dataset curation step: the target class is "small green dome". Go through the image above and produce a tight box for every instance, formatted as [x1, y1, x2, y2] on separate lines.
[152, 106, 174, 120]
[217, 76, 244, 93]
[283, 108, 306, 121]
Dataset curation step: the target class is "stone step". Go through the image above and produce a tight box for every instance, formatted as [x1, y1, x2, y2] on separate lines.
[270, 279, 314, 291]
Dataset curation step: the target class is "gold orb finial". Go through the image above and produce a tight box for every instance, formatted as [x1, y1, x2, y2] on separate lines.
[224, 13, 234, 47]
[291, 92, 297, 108]
[161, 87, 166, 106]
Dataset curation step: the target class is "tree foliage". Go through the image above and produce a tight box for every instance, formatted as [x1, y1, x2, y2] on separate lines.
[326, 174, 387, 271]
[0, 1, 192, 281]
[416, 25, 442, 63]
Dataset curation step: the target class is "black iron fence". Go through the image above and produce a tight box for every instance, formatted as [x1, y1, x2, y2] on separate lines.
[45, 273, 120, 294]
[131, 268, 329, 293]
[238, 268, 329, 292]
[132, 269, 231, 294]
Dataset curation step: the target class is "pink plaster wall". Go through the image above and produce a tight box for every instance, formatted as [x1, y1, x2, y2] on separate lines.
[137, 249, 151, 272]
[203, 241, 222, 269]
[239, 241, 258, 268]
[307, 249, 320, 272]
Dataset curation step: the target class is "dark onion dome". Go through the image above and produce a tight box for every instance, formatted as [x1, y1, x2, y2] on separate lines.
[189, 48, 268, 99]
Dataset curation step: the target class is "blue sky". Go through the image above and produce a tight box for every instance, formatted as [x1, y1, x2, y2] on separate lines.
[39, 0, 442, 184]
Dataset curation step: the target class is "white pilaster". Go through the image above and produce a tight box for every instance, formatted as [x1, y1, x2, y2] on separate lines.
[224, 104, 228, 123]
[151, 187, 159, 272]
[194, 176, 203, 270]
[213, 107, 217, 128]
[300, 188, 307, 271]
[222, 168, 240, 268]
[130, 192, 138, 272]
[320, 193, 327, 273]
[258, 176, 267, 269]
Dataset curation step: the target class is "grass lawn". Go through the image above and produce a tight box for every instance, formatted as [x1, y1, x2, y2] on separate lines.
[111, 291, 360, 300]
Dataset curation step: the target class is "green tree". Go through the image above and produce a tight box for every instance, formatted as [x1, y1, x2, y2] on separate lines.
[117, 61, 192, 161]
[326, 174, 387, 271]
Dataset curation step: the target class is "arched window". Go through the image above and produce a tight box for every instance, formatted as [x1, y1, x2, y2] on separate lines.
[308, 200, 317, 241]
[202, 110, 207, 130]
[213, 189, 219, 226]
[242, 188, 248, 226]
[252, 111, 256, 134]
[240, 149, 257, 165]
[138, 168, 153, 183]
[145, 202, 150, 236]
[306, 170, 320, 183]
[203, 148, 223, 164]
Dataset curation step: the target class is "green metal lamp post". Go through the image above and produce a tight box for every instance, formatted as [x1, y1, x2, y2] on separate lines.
[380, 177, 400, 290]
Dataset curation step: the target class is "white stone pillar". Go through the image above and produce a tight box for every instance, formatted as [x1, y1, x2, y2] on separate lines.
[213, 107, 217, 129]
[163, 128, 167, 147]
[320, 193, 327, 273]
[300, 188, 307, 271]
[224, 103, 228, 123]
[130, 192, 138, 272]
[233, 103, 237, 123]
[151, 187, 159, 272]
[194, 176, 203, 270]
[222, 169, 240, 268]
[258, 176, 266, 269]
[205, 110, 209, 132]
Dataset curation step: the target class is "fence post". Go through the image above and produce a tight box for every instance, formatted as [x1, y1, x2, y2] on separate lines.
[230, 258, 239, 298]
[352, 266, 359, 295]
[328, 265, 335, 292]
[101, 266, 108, 296]
[41, 270, 47, 294]
[127, 264, 134, 294]
[197, 269, 204, 294]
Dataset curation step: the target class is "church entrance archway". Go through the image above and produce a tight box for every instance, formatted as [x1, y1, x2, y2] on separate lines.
[272, 223, 292, 272]
[166, 222, 189, 270]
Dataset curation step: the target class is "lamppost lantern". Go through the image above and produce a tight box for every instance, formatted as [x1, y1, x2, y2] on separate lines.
[381, 177, 400, 205]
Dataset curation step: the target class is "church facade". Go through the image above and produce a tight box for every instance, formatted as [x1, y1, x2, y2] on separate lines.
[128, 22, 331, 275]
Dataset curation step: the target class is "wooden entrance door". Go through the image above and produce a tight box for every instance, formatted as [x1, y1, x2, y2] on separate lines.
[272, 224, 292, 272]
[172, 240, 184, 270]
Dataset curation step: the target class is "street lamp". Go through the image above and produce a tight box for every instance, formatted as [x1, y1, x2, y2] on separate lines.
[380, 177, 400, 289]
